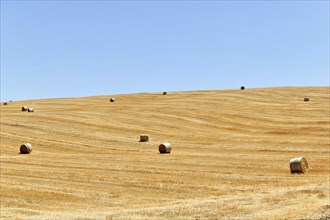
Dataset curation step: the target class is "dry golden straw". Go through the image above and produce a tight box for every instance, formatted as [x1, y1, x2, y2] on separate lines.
[140, 134, 150, 142]
[20, 143, 33, 154]
[290, 157, 308, 173]
[159, 143, 171, 154]
[28, 108, 34, 112]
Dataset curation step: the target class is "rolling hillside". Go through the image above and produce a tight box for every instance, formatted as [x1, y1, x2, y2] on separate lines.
[1, 87, 329, 220]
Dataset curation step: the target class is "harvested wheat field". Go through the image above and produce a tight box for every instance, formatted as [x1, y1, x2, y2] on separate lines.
[0, 87, 329, 220]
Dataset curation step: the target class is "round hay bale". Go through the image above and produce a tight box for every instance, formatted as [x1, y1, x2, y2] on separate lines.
[163, 92, 167, 95]
[304, 97, 309, 102]
[290, 157, 308, 173]
[159, 143, 171, 154]
[110, 98, 115, 102]
[240, 86, 245, 90]
[140, 134, 150, 142]
[27, 108, 34, 112]
[20, 143, 32, 154]
[22, 106, 28, 111]
[4, 102, 7, 105]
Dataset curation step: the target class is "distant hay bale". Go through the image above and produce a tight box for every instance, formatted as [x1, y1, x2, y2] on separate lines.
[9, 100, 13, 102]
[290, 157, 308, 173]
[304, 97, 309, 102]
[27, 108, 34, 112]
[159, 143, 171, 154]
[4, 102, 7, 105]
[241, 86, 245, 90]
[163, 92, 167, 95]
[20, 143, 32, 154]
[140, 134, 150, 142]
[22, 106, 28, 111]
[110, 98, 115, 102]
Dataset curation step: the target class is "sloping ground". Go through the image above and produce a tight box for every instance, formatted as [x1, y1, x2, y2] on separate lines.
[0, 87, 329, 220]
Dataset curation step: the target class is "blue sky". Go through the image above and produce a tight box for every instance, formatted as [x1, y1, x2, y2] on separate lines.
[1, 1, 329, 101]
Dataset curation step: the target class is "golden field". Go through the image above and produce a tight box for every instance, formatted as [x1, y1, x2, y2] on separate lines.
[0, 86, 329, 220]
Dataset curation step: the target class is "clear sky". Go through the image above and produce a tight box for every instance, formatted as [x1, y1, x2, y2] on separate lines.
[1, 1, 329, 101]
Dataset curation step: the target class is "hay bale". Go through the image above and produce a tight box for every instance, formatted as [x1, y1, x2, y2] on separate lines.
[20, 143, 32, 154]
[304, 97, 309, 102]
[140, 134, 150, 142]
[3, 102, 7, 105]
[27, 108, 34, 112]
[240, 86, 245, 90]
[290, 157, 308, 173]
[22, 106, 28, 111]
[159, 143, 171, 154]
[110, 98, 115, 102]
[163, 92, 167, 95]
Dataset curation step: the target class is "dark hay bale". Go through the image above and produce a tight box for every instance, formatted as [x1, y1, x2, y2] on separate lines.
[304, 97, 310, 102]
[4, 102, 7, 105]
[110, 98, 115, 102]
[27, 108, 34, 112]
[290, 157, 308, 173]
[22, 106, 28, 111]
[140, 134, 150, 142]
[240, 86, 245, 90]
[159, 143, 171, 154]
[20, 143, 32, 154]
[163, 92, 167, 95]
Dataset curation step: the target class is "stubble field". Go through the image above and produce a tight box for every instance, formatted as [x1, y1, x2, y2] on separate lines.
[0, 87, 329, 220]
